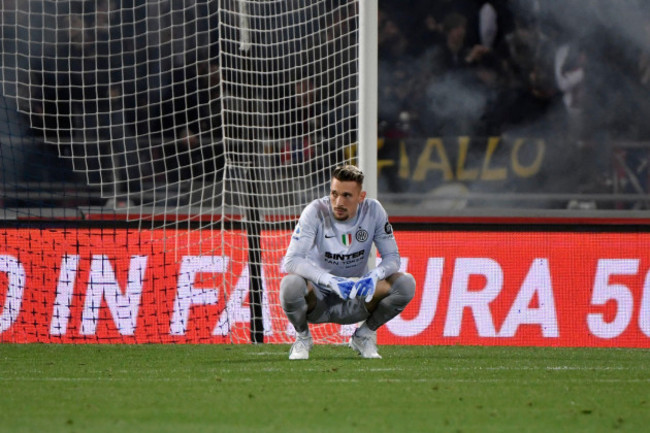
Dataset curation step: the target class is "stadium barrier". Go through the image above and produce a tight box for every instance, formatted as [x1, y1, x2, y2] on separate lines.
[1, 220, 650, 348]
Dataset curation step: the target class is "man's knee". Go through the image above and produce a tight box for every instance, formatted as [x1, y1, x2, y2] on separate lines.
[280, 274, 308, 308]
[391, 273, 416, 306]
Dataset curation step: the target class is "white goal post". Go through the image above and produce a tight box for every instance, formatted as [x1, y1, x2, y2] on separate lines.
[0, 0, 377, 344]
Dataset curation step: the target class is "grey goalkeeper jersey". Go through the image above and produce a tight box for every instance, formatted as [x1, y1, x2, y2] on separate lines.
[283, 196, 401, 285]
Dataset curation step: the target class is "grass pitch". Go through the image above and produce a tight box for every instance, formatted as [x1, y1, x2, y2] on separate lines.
[1, 344, 649, 433]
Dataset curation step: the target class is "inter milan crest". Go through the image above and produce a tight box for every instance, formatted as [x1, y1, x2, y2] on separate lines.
[355, 228, 369, 242]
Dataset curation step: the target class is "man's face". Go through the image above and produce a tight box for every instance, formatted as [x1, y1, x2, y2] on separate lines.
[330, 178, 366, 221]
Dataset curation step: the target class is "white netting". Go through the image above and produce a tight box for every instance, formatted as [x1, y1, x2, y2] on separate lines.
[1, 0, 360, 343]
[219, 0, 359, 343]
[3, 0, 224, 211]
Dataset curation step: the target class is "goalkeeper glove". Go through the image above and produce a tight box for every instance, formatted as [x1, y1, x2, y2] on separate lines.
[320, 274, 355, 300]
[350, 269, 384, 302]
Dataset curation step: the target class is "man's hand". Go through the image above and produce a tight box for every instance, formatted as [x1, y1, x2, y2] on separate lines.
[349, 270, 382, 302]
[321, 274, 355, 300]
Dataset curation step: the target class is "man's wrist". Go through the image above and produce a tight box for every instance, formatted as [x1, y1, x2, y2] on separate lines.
[318, 272, 332, 286]
[373, 267, 386, 281]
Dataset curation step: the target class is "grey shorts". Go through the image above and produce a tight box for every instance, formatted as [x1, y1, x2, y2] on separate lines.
[306, 283, 370, 325]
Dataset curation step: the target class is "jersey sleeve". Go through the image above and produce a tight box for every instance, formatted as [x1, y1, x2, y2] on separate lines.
[282, 201, 329, 284]
[371, 200, 401, 279]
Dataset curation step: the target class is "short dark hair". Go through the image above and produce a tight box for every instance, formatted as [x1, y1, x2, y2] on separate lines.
[332, 164, 364, 185]
[443, 12, 467, 34]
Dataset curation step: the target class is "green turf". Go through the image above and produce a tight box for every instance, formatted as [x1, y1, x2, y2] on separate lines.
[1, 344, 649, 433]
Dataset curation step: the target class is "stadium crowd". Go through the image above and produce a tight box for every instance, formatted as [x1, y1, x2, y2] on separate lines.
[379, 0, 650, 138]
[376, 0, 650, 200]
[2, 0, 650, 206]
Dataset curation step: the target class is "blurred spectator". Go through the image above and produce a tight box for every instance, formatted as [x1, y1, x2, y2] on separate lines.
[479, 2, 498, 49]
[378, 8, 412, 61]
[428, 12, 476, 75]
[377, 9, 424, 136]
[417, 12, 492, 136]
[478, 1, 515, 53]
[632, 21, 650, 140]
[554, 39, 586, 140]
[424, 0, 483, 50]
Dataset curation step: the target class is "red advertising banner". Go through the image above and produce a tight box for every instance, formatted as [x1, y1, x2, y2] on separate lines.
[382, 231, 650, 348]
[0, 229, 259, 344]
[1, 228, 650, 347]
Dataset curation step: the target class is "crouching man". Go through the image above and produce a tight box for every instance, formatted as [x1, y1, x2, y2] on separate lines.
[280, 165, 415, 359]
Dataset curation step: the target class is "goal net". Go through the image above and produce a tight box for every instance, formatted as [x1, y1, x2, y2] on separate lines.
[0, 0, 363, 344]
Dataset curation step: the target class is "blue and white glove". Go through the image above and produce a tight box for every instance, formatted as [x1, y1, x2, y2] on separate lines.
[349, 269, 384, 302]
[320, 274, 355, 300]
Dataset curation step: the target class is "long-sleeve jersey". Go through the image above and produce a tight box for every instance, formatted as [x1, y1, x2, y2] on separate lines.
[283, 196, 401, 285]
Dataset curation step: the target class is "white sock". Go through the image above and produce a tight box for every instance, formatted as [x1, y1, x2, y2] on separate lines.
[355, 323, 374, 337]
[297, 329, 311, 339]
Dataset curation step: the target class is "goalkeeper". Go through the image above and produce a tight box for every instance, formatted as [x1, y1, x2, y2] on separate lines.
[280, 165, 415, 360]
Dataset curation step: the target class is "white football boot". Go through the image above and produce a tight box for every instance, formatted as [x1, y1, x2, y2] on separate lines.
[289, 334, 313, 360]
[349, 327, 382, 359]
